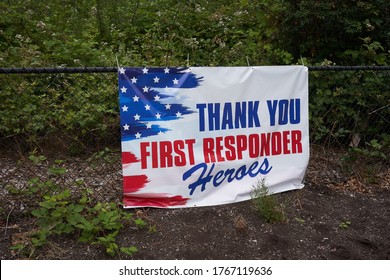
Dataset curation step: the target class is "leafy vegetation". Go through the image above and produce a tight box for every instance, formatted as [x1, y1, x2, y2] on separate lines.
[2, 0, 387, 67]
[339, 220, 352, 230]
[10, 174, 141, 258]
[0, 1, 389, 151]
[7, 153, 142, 259]
[11, 188, 139, 258]
[309, 69, 390, 150]
[251, 179, 285, 223]
[259, 0, 390, 65]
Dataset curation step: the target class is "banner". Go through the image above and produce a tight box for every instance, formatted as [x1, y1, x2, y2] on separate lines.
[119, 66, 309, 208]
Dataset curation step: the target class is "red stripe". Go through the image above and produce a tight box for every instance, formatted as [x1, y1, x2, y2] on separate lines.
[123, 175, 149, 193]
[122, 152, 139, 164]
[123, 194, 189, 207]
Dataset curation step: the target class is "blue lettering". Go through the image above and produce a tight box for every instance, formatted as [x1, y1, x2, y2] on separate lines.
[267, 100, 278, 126]
[235, 165, 247, 180]
[267, 99, 301, 126]
[182, 163, 215, 195]
[235, 102, 247, 128]
[279, 99, 289, 125]
[248, 101, 261, 127]
[214, 170, 225, 186]
[290, 99, 300, 124]
[208, 103, 220, 131]
[196, 101, 261, 131]
[196, 103, 206, 131]
[182, 158, 273, 195]
[221, 102, 233, 130]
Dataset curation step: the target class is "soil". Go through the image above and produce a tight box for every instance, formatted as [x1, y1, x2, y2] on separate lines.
[1, 146, 389, 260]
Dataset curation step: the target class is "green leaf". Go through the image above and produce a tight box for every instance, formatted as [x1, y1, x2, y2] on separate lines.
[31, 208, 47, 218]
[79, 196, 88, 205]
[48, 167, 67, 175]
[51, 209, 64, 218]
[73, 204, 84, 213]
[66, 215, 77, 226]
[120, 246, 138, 256]
[134, 218, 146, 229]
[29, 177, 40, 184]
[39, 201, 56, 209]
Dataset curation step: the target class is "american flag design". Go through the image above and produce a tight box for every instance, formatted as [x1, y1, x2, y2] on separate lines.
[119, 67, 203, 141]
[119, 67, 203, 207]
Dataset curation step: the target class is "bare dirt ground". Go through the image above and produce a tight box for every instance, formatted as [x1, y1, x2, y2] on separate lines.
[1, 146, 389, 260]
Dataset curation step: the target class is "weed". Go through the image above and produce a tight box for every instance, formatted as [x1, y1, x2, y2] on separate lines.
[134, 217, 147, 230]
[251, 179, 285, 223]
[28, 149, 47, 164]
[148, 224, 157, 234]
[347, 139, 388, 162]
[87, 147, 118, 165]
[9, 161, 143, 258]
[339, 220, 352, 229]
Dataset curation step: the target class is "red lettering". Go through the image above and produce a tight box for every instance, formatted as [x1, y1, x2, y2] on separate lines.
[151, 142, 158, 168]
[160, 141, 173, 167]
[203, 138, 215, 163]
[140, 142, 150, 169]
[236, 135, 247, 159]
[215, 137, 225, 162]
[271, 132, 282, 155]
[141, 139, 197, 169]
[185, 139, 196, 165]
[283, 130, 291, 154]
[173, 140, 186, 166]
[291, 130, 302, 153]
[260, 133, 271, 156]
[224, 136, 236, 160]
[248, 134, 260, 158]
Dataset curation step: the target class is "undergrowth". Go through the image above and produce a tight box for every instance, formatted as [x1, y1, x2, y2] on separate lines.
[251, 179, 285, 223]
[9, 154, 144, 259]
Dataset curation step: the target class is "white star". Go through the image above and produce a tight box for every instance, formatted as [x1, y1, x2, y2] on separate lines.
[158, 131, 164, 135]
[119, 68, 126, 74]
[156, 113, 161, 119]
[173, 78, 179, 85]
[143, 86, 149, 92]
[176, 95, 181, 100]
[135, 132, 141, 139]
[122, 105, 128, 112]
[164, 67, 170, 74]
[131, 77, 137, 83]
[123, 124, 129, 130]
[165, 104, 171, 110]
[121, 86, 127, 93]
[153, 76, 160, 83]
[146, 123, 152, 129]
[142, 67, 149, 74]
[176, 111, 182, 118]
[145, 104, 150, 110]
[164, 86, 171, 93]
[154, 95, 160, 101]
[134, 114, 141, 120]
[133, 95, 139, 102]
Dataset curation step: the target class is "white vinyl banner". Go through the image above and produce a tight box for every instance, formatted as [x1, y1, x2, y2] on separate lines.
[119, 66, 309, 208]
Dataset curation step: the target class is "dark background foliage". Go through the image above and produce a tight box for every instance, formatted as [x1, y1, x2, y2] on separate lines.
[1, 0, 389, 152]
